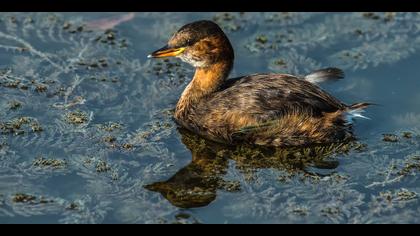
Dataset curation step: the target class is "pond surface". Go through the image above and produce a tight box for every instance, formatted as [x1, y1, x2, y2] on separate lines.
[0, 12, 420, 223]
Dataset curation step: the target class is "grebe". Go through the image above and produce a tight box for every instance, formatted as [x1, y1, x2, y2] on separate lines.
[148, 20, 370, 147]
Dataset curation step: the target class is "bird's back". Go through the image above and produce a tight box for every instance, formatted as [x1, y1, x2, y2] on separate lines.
[178, 72, 354, 146]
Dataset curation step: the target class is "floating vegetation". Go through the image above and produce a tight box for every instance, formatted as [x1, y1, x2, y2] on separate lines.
[321, 206, 341, 217]
[289, 206, 309, 216]
[30, 122, 43, 132]
[272, 59, 287, 68]
[395, 188, 417, 201]
[93, 29, 128, 48]
[129, 120, 173, 143]
[12, 193, 36, 203]
[146, 58, 189, 84]
[64, 110, 89, 125]
[382, 134, 399, 142]
[361, 12, 382, 20]
[76, 58, 110, 70]
[89, 75, 119, 83]
[95, 160, 111, 173]
[102, 135, 119, 149]
[255, 35, 268, 44]
[0, 117, 43, 135]
[361, 12, 396, 22]
[0, 68, 53, 93]
[62, 21, 90, 34]
[212, 12, 247, 32]
[66, 202, 79, 211]
[34, 83, 48, 93]
[11, 193, 55, 205]
[102, 135, 116, 143]
[8, 100, 22, 110]
[371, 188, 418, 214]
[32, 156, 67, 169]
[121, 143, 134, 150]
[397, 154, 420, 176]
[402, 132, 413, 139]
[263, 12, 317, 26]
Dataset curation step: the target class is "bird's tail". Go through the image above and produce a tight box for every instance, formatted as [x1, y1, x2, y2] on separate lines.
[345, 102, 373, 122]
[304, 67, 344, 84]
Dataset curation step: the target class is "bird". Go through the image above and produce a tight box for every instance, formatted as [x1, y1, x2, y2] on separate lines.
[148, 20, 371, 147]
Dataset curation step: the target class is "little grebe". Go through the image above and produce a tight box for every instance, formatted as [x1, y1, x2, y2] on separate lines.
[148, 20, 370, 147]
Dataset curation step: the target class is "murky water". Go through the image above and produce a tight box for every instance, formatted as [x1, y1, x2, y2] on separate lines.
[0, 12, 419, 224]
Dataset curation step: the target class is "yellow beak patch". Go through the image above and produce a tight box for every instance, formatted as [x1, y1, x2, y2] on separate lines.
[148, 46, 185, 58]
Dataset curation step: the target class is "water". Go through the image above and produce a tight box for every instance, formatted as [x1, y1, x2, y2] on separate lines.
[0, 12, 419, 224]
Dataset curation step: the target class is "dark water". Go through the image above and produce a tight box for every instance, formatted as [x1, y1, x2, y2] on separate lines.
[0, 12, 420, 223]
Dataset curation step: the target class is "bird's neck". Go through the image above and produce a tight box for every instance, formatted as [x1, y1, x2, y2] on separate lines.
[175, 61, 232, 120]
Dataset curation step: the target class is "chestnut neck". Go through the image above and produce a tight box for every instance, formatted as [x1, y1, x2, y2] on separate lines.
[175, 60, 233, 120]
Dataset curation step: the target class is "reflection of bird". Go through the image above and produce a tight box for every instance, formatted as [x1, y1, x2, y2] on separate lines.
[144, 128, 345, 209]
[149, 20, 371, 147]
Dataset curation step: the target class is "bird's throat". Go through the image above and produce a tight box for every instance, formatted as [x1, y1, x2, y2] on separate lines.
[175, 61, 232, 121]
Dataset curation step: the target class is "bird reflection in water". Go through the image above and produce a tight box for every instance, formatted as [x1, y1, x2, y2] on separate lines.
[144, 128, 358, 208]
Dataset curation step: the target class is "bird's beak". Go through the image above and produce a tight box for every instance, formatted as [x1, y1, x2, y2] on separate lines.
[147, 45, 186, 58]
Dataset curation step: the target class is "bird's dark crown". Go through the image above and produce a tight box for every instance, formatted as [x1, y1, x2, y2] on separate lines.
[168, 20, 227, 48]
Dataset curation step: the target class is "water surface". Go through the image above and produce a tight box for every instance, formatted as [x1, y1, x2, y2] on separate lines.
[0, 12, 420, 223]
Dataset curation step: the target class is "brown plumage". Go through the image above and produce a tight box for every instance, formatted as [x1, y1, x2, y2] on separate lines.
[149, 20, 371, 147]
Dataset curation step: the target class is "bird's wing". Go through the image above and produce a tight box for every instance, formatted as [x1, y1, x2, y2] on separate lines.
[217, 73, 345, 119]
